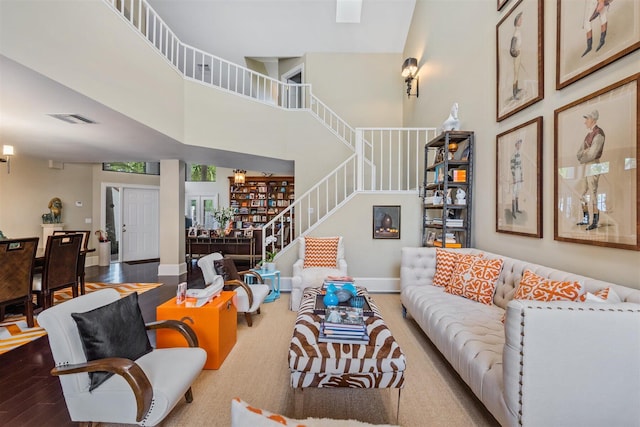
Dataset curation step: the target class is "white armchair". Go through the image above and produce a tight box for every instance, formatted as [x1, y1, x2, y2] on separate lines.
[37, 289, 206, 426]
[290, 236, 347, 311]
[197, 253, 270, 326]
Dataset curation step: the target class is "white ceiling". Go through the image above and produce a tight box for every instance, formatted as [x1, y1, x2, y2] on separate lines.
[0, 0, 415, 169]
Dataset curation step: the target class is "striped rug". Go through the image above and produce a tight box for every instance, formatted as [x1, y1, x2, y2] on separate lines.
[0, 282, 163, 355]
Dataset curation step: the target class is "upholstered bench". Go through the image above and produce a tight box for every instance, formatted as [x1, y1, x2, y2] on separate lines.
[289, 287, 405, 389]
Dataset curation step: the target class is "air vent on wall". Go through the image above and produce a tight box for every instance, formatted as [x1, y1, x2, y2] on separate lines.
[48, 114, 96, 124]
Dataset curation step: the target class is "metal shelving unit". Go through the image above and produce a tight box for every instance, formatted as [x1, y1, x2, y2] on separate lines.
[422, 131, 474, 248]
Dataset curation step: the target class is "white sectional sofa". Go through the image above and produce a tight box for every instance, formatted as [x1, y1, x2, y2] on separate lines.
[400, 247, 640, 427]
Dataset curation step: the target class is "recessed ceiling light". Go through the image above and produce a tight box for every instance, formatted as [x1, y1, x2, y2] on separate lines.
[49, 114, 96, 124]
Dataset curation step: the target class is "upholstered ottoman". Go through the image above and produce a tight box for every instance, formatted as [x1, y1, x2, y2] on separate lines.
[288, 287, 406, 389]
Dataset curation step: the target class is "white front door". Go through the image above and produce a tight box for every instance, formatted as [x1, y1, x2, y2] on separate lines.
[122, 188, 159, 262]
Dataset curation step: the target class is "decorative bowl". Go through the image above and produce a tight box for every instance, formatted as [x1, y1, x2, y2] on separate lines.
[335, 289, 352, 303]
[341, 283, 357, 296]
[323, 292, 339, 307]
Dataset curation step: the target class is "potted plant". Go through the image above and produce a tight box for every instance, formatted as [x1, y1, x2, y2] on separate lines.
[211, 207, 235, 237]
[258, 235, 278, 271]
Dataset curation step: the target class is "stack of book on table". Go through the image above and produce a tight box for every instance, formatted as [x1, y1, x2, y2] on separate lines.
[322, 276, 355, 290]
[318, 306, 369, 345]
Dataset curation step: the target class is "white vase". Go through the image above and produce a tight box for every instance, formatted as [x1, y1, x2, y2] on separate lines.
[265, 262, 276, 272]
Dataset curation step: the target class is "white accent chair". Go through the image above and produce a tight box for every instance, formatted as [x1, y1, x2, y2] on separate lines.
[290, 236, 348, 311]
[197, 252, 270, 327]
[38, 289, 207, 426]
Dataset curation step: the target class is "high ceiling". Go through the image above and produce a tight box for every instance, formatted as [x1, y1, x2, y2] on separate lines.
[0, 0, 415, 170]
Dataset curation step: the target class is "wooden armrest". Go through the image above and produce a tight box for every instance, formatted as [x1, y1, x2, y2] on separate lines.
[239, 270, 264, 284]
[51, 357, 152, 422]
[146, 320, 199, 347]
[224, 279, 254, 308]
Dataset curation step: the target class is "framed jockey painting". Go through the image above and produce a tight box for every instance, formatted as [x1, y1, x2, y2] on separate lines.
[556, 0, 640, 90]
[554, 74, 639, 250]
[496, 116, 543, 238]
[496, 0, 544, 122]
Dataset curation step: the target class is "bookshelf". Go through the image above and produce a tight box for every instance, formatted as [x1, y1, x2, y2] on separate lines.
[228, 176, 294, 229]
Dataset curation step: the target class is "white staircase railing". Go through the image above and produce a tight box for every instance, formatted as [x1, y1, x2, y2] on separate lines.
[102, 0, 437, 261]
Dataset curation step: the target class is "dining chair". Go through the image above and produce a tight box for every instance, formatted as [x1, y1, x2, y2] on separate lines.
[53, 230, 91, 295]
[0, 237, 39, 327]
[33, 233, 83, 309]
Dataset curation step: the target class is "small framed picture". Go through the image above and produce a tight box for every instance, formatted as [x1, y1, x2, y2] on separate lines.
[244, 229, 253, 238]
[373, 205, 401, 239]
[188, 227, 197, 237]
[198, 229, 210, 238]
[554, 73, 639, 250]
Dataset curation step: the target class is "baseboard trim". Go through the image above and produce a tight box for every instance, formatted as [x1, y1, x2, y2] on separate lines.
[278, 277, 400, 293]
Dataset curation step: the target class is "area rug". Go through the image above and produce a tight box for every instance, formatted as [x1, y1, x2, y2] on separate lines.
[0, 282, 163, 355]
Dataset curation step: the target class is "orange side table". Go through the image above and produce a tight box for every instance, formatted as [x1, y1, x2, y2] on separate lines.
[156, 291, 237, 369]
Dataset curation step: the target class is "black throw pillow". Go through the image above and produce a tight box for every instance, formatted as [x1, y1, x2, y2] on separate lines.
[214, 257, 241, 281]
[71, 292, 152, 391]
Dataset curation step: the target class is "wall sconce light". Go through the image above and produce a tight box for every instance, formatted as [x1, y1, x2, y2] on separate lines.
[0, 145, 14, 173]
[401, 57, 419, 98]
[233, 169, 246, 184]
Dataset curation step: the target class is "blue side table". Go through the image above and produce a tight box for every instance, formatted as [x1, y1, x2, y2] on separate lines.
[251, 268, 281, 302]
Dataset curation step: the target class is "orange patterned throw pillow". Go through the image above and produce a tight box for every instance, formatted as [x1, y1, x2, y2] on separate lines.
[303, 237, 340, 268]
[514, 269, 583, 302]
[445, 254, 504, 305]
[433, 249, 461, 287]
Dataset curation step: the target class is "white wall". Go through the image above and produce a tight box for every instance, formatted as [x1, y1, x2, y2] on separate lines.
[402, 0, 640, 289]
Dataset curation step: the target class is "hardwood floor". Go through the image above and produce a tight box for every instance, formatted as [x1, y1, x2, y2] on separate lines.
[0, 261, 204, 426]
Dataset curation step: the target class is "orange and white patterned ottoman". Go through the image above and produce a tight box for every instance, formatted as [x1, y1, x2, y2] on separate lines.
[288, 287, 406, 390]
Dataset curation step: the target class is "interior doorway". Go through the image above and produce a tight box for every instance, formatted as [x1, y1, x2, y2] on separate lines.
[281, 64, 304, 109]
[103, 184, 160, 263]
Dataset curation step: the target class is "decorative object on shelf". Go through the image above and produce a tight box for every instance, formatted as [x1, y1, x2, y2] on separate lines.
[496, 116, 542, 238]
[496, 0, 543, 121]
[456, 188, 467, 205]
[0, 144, 13, 173]
[373, 205, 401, 239]
[42, 197, 63, 224]
[556, 0, 640, 89]
[440, 102, 460, 132]
[233, 169, 246, 184]
[211, 206, 235, 236]
[554, 74, 639, 251]
[323, 291, 339, 308]
[95, 230, 109, 242]
[0, 230, 7, 240]
[350, 296, 365, 309]
[401, 57, 419, 98]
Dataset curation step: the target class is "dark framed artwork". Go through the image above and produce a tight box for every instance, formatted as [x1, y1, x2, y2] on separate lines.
[373, 205, 400, 239]
[554, 73, 639, 250]
[498, 0, 510, 11]
[496, 116, 543, 237]
[556, 0, 640, 90]
[496, 0, 544, 121]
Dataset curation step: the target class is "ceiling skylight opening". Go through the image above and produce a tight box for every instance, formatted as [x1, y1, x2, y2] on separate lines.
[336, 0, 362, 23]
[49, 114, 96, 124]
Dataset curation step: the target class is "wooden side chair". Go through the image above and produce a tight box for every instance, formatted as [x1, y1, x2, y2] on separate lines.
[53, 230, 90, 294]
[197, 253, 270, 327]
[32, 233, 82, 309]
[0, 237, 39, 327]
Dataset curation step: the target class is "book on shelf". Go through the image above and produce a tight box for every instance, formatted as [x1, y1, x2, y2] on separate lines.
[322, 325, 367, 336]
[318, 330, 370, 345]
[324, 306, 364, 326]
[433, 241, 462, 248]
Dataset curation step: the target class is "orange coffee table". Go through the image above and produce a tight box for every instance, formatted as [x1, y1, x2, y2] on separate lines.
[156, 291, 237, 369]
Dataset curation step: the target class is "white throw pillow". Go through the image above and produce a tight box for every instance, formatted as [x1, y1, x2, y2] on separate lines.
[231, 398, 399, 427]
